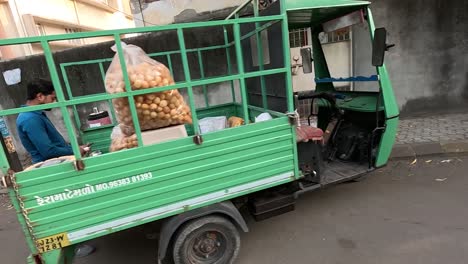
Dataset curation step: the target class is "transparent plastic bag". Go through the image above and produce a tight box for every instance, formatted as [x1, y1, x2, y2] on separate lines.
[199, 116, 227, 134]
[105, 42, 192, 135]
[109, 126, 138, 152]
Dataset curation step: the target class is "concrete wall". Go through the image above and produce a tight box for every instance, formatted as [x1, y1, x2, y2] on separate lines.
[370, 0, 468, 116]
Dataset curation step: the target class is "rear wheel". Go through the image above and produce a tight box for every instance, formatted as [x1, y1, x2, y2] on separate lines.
[172, 215, 240, 264]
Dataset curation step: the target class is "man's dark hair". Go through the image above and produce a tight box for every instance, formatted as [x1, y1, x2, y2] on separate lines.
[27, 79, 55, 100]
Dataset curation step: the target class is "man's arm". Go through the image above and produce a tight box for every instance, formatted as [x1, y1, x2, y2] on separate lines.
[22, 117, 73, 159]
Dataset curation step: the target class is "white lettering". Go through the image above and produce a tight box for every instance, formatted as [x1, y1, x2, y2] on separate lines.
[35, 172, 153, 206]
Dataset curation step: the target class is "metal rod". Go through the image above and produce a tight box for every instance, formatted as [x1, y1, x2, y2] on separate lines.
[253, 0, 268, 110]
[0, 15, 284, 46]
[233, 22, 250, 123]
[279, 19, 294, 112]
[99, 62, 118, 124]
[197, 50, 209, 108]
[41, 40, 82, 160]
[223, 26, 236, 103]
[226, 20, 279, 46]
[165, 54, 174, 76]
[113, 34, 143, 146]
[0, 68, 287, 117]
[177, 28, 200, 135]
[279, 0, 299, 179]
[0, 134, 9, 173]
[60, 64, 83, 133]
[59, 43, 231, 68]
[225, 0, 253, 20]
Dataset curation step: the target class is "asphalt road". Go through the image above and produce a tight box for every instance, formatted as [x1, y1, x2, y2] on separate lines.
[1, 155, 468, 264]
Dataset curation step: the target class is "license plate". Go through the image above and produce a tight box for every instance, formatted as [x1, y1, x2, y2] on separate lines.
[36, 232, 70, 253]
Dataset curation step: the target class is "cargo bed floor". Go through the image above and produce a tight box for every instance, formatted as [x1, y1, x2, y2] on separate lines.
[321, 160, 370, 185]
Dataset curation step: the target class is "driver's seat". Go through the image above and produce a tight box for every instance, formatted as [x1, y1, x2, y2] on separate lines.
[296, 126, 323, 143]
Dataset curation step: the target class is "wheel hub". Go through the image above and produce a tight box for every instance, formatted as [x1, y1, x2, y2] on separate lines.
[191, 231, 225, 261]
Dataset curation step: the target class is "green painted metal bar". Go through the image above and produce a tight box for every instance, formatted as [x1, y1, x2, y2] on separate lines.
[247, 104, 286, 117]
[60, 58, 112, 67]
[98, 62, 107, 84]
[0, 68, 287, 117]
[60, 44, 230, 74]
[0, 139, 8, 173]
[148, 44, 231, 58]
[113, 34, 143, 147]
[60, 64, 75, 100]
[0, 15, 283, 46]
[99, 62, 118, 124]
[227, 20, 280, 46]
[233, 22, 250, 123]
[177, 28, 200, 135]
[223, 27, 237, 103]
[279, 23, 294, 112]
[0, 102, 65, 116]
[225, 0, 252, 20]
[197, 50, 209, 108]
[279, 0, 300, 179]
[253, 0, 268, 110]
[41, 40, 82, 161]
[60, 64, 83, 134]
[165, 54, 174, 76]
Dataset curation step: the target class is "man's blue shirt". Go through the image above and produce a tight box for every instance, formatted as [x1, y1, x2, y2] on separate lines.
[16, 109, 72, 164]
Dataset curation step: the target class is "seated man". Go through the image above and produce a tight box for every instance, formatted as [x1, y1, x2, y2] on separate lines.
[16, 79, 87, 164]
[16, 79, 94, 257]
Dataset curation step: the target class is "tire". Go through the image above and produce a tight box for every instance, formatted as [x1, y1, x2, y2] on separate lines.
[172, 215, 241, 264]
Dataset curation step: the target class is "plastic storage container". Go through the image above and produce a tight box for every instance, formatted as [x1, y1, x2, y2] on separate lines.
[87, 107, 112, 128]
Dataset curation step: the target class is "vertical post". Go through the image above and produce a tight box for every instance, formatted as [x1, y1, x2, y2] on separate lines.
[177, 28, 200, 135]
[223, 27, 236, 103]
[253, 0, 268, 110]
[278, 6, 294, 113]
[99, 62, 118, 124]
[197, 50, 210, 108]
[60, 65, 82, 133]
[166, 54, 174, 76]
[41, 40, 82, 160]
[279, 0, 299, 179]
[113, 34, 143, 146]
[0, 132, 9, 173]
[233, 22, 250, 123]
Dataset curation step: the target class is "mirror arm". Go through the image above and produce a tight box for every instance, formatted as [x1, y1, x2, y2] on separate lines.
[385, 43, 395, 51]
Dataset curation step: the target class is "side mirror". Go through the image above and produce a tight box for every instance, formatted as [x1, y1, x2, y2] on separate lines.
[300, 47, 313, 74]
[372, 27, 394, 67]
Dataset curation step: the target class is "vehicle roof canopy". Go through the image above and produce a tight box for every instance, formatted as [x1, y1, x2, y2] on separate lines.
[286, 0, 371, 29]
